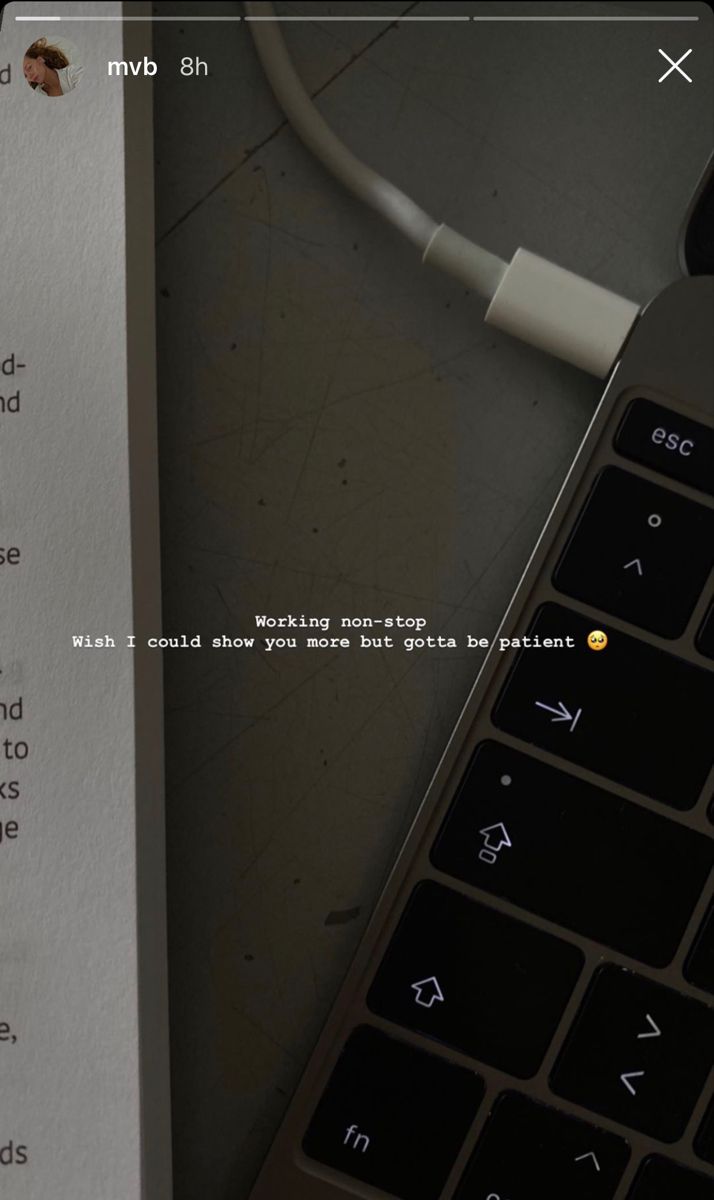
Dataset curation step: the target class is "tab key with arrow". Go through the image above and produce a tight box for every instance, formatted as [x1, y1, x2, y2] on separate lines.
[534, 699, 582, 732]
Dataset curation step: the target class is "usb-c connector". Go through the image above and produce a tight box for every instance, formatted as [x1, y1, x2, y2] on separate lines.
[246, 2, 641, 380]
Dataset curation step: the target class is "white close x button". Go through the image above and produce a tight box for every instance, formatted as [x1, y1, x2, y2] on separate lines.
[658, 48, 693, 83]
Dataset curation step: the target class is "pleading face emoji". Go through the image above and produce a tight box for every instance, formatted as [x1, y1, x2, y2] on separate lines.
[587, 630, 608, 652]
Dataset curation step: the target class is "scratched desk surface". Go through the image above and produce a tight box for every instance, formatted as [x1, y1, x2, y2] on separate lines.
[152, 2, 711, 1196]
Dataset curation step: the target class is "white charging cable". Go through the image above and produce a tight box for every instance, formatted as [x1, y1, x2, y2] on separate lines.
[245, 2, 640, 378]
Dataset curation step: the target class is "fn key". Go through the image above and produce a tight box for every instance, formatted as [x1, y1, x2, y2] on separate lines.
[303, 1026, 483, 1200]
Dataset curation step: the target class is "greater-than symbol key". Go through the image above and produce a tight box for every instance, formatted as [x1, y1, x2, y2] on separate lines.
[552, 965, 714, 1140]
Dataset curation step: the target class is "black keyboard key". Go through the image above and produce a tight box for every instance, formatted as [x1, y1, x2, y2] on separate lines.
[551, 965, 714, 1141]
[302, 1025, 483, 1200]
[686, 903, 714, 995]
[695, 1094, 714, 1166]
[696, 1099, 714, 1161]
[431, 742, 714, 968]
[698, 601, 714, 660]
[627, 1156, 714, 1199]
[367, 881, 583, 1078]
[454, 1092, 629, 1200]
[615, 398, 714, 497]
[553, 467, 714, 637]
[492, 603, 714, 809]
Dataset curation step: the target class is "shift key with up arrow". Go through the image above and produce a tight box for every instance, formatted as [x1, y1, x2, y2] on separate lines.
[431, 742, 714, 967]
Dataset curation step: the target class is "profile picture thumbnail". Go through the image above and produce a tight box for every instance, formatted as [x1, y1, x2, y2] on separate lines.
[23, 36, 84, 98]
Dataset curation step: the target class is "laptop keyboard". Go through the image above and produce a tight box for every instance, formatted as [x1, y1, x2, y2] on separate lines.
[298, 394, 714, 1200]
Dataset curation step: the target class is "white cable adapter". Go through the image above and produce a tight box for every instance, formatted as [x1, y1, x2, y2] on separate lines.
[247, 3, 641, 380]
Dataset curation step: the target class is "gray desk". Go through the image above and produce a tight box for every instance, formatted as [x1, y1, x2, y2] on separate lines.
[152, 3, 711, 1196]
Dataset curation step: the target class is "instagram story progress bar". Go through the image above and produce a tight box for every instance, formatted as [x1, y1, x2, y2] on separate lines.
[10, 9, 702, 19]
